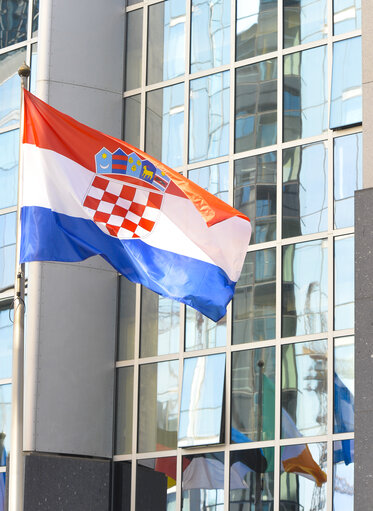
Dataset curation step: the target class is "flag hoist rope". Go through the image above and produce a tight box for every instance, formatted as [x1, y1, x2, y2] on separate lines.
[9, 63, 30, 511]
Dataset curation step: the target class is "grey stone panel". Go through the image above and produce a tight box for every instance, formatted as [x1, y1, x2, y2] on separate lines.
[23, 453, 111, 511]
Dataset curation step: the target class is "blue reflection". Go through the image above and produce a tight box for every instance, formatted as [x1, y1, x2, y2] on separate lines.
[284, 0, 327, 48]
[188, 162, 229, 203]
[0, 129, 19, 209]
[330, 36, 362, 129]
[0, 213, 16, 289]
[334, 0, 361, 35]
[0, 309, 12, 380]
[0, 384, 11, 466]
[333, 440, 354, 511]
[334, 236, 354, 330]
[0, 0, 28, 49]
[0, 48, 27, 131]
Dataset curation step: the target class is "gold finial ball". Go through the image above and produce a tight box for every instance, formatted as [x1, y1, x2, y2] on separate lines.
[18, 62, 31, 78]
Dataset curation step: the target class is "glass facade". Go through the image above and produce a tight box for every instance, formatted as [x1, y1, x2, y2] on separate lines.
[118, 0, 359, 507]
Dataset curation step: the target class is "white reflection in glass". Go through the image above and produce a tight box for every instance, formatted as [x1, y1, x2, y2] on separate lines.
[178, 354, 225, 447]
[0, 384, 11, 465]
[282, 239, 328, 337]
[283, 46, 328, 142]
[0, 213, 16, 289]
[0, 47, 27, 131]
[137, 457, 176, 510]
[189, 71, 229, 163]
[334, 133, 362, 229]
[330, 36, 362, 129]
[283, 141, 328, 238]
[334, 236, 354, 331]
[0, 309, 13, 380]
[188, 162, 229, 203]
[334, 0, 361, 35]
[191, 0, 230, 73]
[0, 129, 19, 209]
[284, 0, 327, 48]
[333, 440, 354, 510]
[334, 336, 354, 434]
[0, 0, 28, 49]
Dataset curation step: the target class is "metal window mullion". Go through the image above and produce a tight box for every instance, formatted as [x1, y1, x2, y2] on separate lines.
[27, 0, 33, 40]
[183, 0, 191, 170]
[274, 339, 282, 511]
[139, 4, 148, 152]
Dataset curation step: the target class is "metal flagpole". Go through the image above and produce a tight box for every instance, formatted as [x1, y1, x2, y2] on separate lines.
[8, 63, 30, 511]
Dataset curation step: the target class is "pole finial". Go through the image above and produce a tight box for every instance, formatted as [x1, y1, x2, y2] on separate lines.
[18, 62, 31, 78]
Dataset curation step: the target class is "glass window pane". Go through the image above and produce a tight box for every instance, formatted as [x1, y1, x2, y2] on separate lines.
[125, 9, 143, 91]
[0, 213, 16, 290]
[334, 132, 362, 229]
[182, 452, 224, 508]
[0, 47, 27, 131]
[282, 339, 328, 437]
[334, 235, 354, 331]
[185, 308, 226, 352]
[178, 353, 225, 447]
[30, 43, 37, 94]
[191, 0, 230, 73]
[127, 0, 142, 5]
[113, 461, 131, 511]
[283, 46, 328, 142]
[284, 0, 327, 48]
[230, 447, 274, 508]
[280, 442, 327, 509]
[283, 141, 328, 238]
[146, 83, 184, 168]
[333, 440, 354, 510]
[236, 0, 277, 61]
[0, 307, 12, 380]
[117, 277, 136, 361]
[124, 95, 141, 149]
[0, 384, 11, 465]
[231, 347, 275, 442]
[115, 366, 134, 455]
[235, 59, 277, 153]
[0, 129, 18, 209]
[282, 239, 328, 337]
[330, 36, 362, 129]
[334, 336, 354, 434]
[234, 152, 277, 244]
[233, 249, 276, 344]
[334, 0, 361, 35]
[189, 71, 230, 163]
[32, 0, 39, 37]
[188, 161, 229, 203]
[140, 287, 180, 358]
[137, 457, 176, 510]
[138, 360, 179, 452]
[0, 0, 28, 49]
[147, 0, 185, 85]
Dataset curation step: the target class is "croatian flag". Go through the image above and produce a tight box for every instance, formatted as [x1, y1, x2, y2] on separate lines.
[20, 91, 251, 321]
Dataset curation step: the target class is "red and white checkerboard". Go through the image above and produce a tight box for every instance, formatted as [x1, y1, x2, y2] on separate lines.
[83, 175, 163, 239]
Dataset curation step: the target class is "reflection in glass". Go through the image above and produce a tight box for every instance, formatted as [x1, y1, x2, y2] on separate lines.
[185, 308, 226, 352]
[188, 162, 229, 203]
[138, 360, 179, 452]
[191, 0, 230, 73]
[32, 0, 39, 36]
[233, 249, 276, 344]
[146, 83, 184, 168]
[30, 43, 38, 94]
[189, 71, 229, 163]
[334, 336, 354, 434]
[280, 442, 327, 510]
[182, 452, 224, 510]
[330, 36, 362, 129]
[333, 440, 354, 510]
[230, 447, 274, 510]
[0, 0, 28, 49]
[0, 307, 13, 380]
[234, 152, 276, 244]
[0, 384, 11, 465]
[0, 213, 16, 289]
[284, 0, 327, 48]
[283, 141, 328, 238]
[117, 277, 136, 361]
[140, 287, 179, 358]
[334, 0, 361, 35]
[124, 95, 141, 149]
[127, 0, 142, 5]
[231, 347, 275, 442]
[334, 133, 362, 229]
[235, 59, 277, 152]
[282, 239, 328, 337]
[147, 0, 185, 85]
[115, 366, 134, 455]
[137, 457, 176, 510]
[178, 354, 225, 447]
[334, 236, 354, 331]
[125, 9, 143, 91]
[236, 0, 277, 61]
[0, 129, 18, 210]
[113, 462, 131, 511]
[283, 46, 328, 142]
[0, 47, 27, 131]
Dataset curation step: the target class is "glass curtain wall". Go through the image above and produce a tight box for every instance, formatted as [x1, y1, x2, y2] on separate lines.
[116, 0, 360, 509]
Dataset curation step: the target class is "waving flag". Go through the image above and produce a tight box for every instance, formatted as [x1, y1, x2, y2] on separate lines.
[20, 91, 251, 321]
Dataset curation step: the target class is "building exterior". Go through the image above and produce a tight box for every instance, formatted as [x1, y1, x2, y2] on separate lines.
[0, 0, 371, 509]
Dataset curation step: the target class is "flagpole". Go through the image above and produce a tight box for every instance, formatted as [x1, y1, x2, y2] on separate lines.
[8, 63, 30, 511]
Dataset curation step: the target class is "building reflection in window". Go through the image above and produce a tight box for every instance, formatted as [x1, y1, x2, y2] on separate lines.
[136, 457, 176, 510]
[125, 8, 143, 91]
[115, 366, 134, 455]
[333, 439, 354, 511]
[0, 0, 28, 49]
[0, 129, 18, 210]
[284, 0, 327, 48]
[0, 385, 11, 466]
[0, 47, 27, 131]
[233, 248, 276, 344]
[124, 94, 141, 149]
[282, 239, 328, 337]
[0, 306, 13, 380]
[334, 336, 354, 434]
[283, 141, 328, 238]
[185, 307, 226, 352]
[234, 151, 276, 244]
[138, 360, 179, 452]
[334, 0, 361, 35]
[188, 162, 229, 204]
[334, 235, 354, 331]
[117, 277, 136, 361]
[0, 213, 16, 290]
